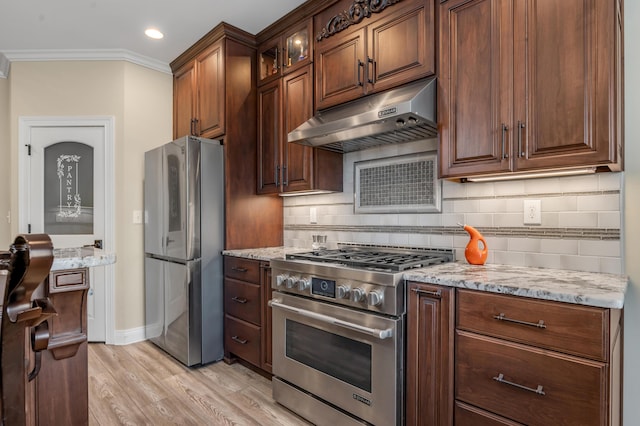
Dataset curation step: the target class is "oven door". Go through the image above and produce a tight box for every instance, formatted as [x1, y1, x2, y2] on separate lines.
[270, 291, 403, 426]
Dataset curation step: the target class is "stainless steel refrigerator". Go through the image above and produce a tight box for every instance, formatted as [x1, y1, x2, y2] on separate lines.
[144, 136, 224, 366]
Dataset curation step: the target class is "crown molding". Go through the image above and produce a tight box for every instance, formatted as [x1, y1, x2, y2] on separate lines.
[0, 49, 172, 77]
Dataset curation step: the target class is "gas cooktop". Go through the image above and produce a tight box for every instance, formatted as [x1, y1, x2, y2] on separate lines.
[286, 245, 454, 272]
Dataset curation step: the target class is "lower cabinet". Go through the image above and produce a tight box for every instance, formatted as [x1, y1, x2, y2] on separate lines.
[223, 256, 272, 374]
[406, 282, 455, 426]
[406, 284, 623, 426]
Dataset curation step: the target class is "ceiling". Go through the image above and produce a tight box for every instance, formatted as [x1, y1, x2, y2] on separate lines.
[0, 0, 307, 76]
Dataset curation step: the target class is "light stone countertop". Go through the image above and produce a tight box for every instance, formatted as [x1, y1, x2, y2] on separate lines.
[52, 247, 116, 271]
[222, 246, 308, 262]
[405, 262, 627, 309]
[223, 247, 627, 309]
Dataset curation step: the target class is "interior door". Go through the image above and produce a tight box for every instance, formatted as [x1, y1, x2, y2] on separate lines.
[25, 125, 107, 342]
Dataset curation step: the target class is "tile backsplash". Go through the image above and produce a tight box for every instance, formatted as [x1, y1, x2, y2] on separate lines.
[283, 139, 623, 274]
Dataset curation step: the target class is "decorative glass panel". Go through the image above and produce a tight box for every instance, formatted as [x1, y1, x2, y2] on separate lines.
[44, 141, 94, 234]
[285, 29, 309, 69]
[259, 42, 280, 80]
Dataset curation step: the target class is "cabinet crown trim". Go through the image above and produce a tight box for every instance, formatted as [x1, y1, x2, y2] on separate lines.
[316, 0, 403, 41]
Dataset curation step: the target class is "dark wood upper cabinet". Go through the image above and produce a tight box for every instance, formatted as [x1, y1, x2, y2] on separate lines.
[282, 66, 315, 192]
[257, 78, 281, 194]
[173, 61, 197, 139]
[172, 23, 283, 250]
[173, 40, 224, 139]
[257, 64, 342, 195]
[314, 0, 435, 110]
[439, 0, 623, 179]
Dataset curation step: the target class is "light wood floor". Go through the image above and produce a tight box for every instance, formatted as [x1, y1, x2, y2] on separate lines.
[88, 341, 312, 425]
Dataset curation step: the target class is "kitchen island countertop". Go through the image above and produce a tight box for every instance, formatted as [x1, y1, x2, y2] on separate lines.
[405, 262, 627, 309]
[52, 247, 116, 271]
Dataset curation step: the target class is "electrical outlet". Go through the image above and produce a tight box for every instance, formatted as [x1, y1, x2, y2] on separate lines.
[523, 199, 541, 225]
[310, 207, 317, 224]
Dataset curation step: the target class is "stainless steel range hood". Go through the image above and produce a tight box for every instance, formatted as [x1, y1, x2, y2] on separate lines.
[288, 77, 437, 153]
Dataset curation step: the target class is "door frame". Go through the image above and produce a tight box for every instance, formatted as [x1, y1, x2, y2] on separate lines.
[18, 116, 116, 344]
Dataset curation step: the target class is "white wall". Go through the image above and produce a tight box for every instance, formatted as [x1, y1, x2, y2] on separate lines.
[7, 60, 172, 333]
[623, 1, 640, 422]
[0, 77, 10, 245]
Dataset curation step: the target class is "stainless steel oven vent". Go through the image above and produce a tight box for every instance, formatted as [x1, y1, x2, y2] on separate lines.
[288, 77, 437, 153]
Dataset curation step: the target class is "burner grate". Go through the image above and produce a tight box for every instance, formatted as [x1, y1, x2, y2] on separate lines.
[286, 247, 452, 272]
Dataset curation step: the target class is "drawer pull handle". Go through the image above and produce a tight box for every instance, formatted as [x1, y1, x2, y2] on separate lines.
[231, 336, 248, 345]
[412, 288, 442, 298]
[232, 296, 248, 304]
[493, 373, 545, 396]
[231, 267, 248, 273]
[493, 313, 546, 329]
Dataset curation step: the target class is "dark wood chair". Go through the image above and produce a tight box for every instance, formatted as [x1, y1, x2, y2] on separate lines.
[0, 234, 55, 426]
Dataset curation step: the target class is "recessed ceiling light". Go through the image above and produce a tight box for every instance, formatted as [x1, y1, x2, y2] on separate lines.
[145, 28, 164, 40]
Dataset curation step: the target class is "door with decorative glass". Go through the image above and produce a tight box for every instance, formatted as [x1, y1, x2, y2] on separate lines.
[20, 120, 111, 342]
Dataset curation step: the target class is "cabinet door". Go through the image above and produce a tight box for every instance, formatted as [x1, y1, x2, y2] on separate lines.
[439, 0, 513, 178]
[257, 79, 281, 194]
[283, 20, 312, 75]
[196, 40, 225, 138]
[513, 0, 618, 171]
[173, 62, 196, 139]
[406, 282, 454, 426]
[260, 262, 273, 373]
[258, 35, 281, 86]
[367, 0, 435, 93]
[315, 27, 366, 110]
[282, 65, 314, 193]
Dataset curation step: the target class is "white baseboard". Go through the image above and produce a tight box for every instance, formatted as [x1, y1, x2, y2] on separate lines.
[112, 325, 147, 345]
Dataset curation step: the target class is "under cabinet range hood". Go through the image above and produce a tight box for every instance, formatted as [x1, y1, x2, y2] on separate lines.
[288, 77, 437, 153]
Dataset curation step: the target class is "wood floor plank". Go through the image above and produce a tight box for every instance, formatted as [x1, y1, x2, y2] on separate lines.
[228, 385, 313, 426]
[88, 342, 309, 426]
[88, 370, 153, 425]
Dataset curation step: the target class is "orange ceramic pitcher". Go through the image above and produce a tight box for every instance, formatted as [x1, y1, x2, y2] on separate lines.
[460, 223, 488, 265]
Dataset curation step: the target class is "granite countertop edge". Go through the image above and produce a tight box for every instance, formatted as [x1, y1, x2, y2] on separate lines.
[51, 247, 116, 271]
[405, 262, 627, 309]
[222, 246, 308, 261]
[223, 247, 627, 309]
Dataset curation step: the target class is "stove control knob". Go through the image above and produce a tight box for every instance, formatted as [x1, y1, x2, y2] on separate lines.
[276, 274, 288, 287]
[297, 278, 310, 291]
[367, 290, 384, 307]
[351, 287, 365, 303]
[336, 285, 350, 299]
[286, 276, 298, 289]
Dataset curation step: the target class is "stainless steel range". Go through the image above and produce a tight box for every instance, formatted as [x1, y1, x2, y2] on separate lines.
[269, 244, 454, 426]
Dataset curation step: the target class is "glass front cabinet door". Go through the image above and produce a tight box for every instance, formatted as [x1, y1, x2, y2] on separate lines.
[258, 19, 312, 85]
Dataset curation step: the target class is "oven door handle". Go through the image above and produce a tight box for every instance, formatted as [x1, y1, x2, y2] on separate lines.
[269, 299, 394, 340]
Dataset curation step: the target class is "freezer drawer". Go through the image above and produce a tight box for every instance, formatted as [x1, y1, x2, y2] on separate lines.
[144, 256, 202, 366]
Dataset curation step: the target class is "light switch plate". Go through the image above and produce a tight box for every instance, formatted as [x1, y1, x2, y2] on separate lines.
[310, 207, 317, 224]
[523, 200, 541, 225]
[133, 210, 143, 224]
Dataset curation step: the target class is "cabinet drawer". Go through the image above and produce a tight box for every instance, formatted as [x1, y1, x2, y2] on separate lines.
[49, 268, 89, 293]
[456, 289, 608, 361]
[224, 278, 261, 326]
[225, 315, 261, 367]
[456, 331, 607, 426]
[224, 256, 260, 283]
[455, 401, 524, 426]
